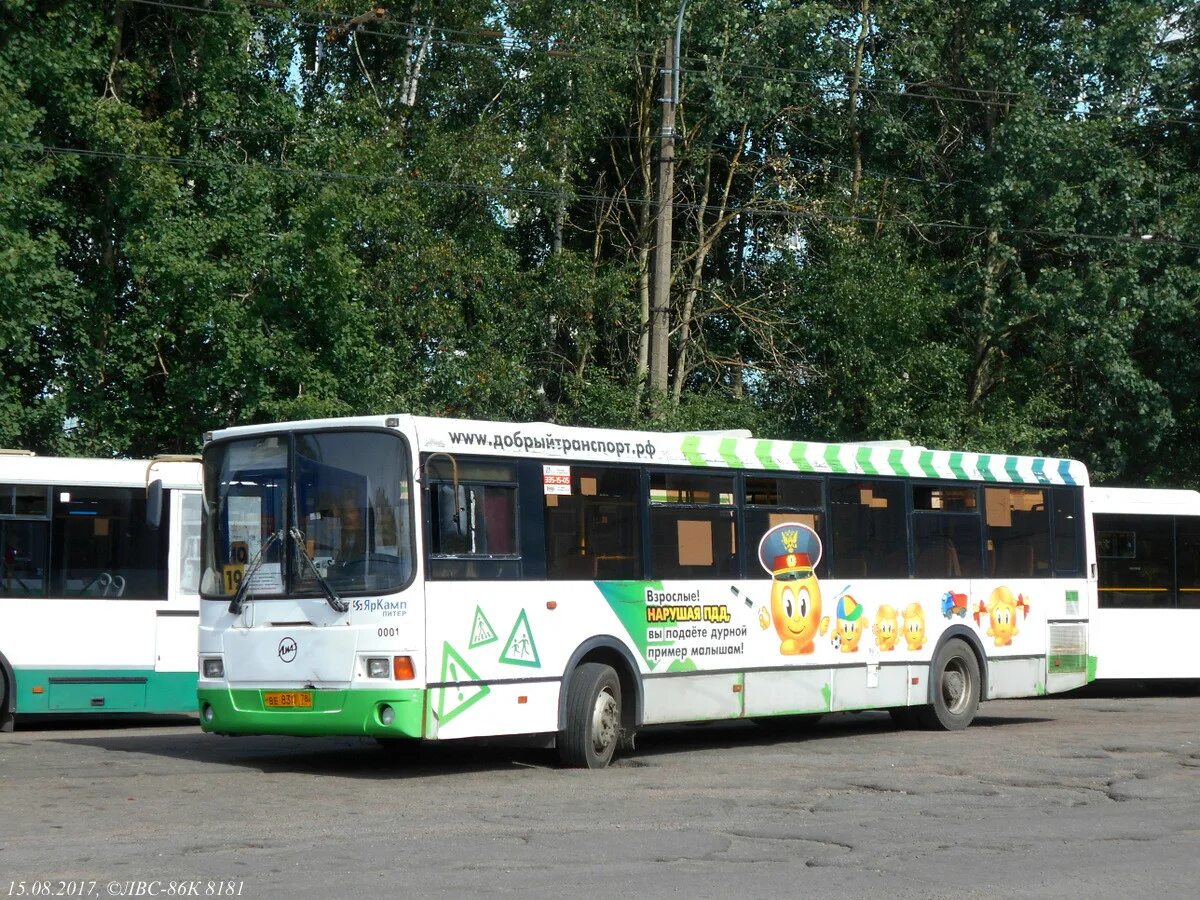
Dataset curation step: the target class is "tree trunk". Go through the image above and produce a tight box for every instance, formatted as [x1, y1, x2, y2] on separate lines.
[848, 0, 871, 211]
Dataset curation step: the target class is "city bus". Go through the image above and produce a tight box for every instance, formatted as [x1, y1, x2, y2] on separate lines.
[197, 416, 1092, 767]
[0, 453, 203, 730]
[1089, 486, 1200, 682]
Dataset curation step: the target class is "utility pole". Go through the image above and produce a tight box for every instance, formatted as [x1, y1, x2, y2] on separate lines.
[649, 34, 676, 401]
[652, 34, 681, 400]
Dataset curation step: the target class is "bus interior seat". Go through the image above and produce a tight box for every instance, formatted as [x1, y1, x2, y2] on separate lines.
[997, 540, 1035, 576]
[838, 554, 868, 577]
[916, 539, 961, 578]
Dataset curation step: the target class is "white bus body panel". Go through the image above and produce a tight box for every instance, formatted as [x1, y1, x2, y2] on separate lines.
[424, 574, 1088, 741]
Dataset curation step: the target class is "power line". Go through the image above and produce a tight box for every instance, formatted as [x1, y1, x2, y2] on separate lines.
[4, 140, 1197, 251]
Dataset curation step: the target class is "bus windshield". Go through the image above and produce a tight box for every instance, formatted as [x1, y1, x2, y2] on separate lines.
[201, 431, 413, 600]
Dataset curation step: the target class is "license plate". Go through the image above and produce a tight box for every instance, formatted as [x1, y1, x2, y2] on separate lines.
[263, 691, 314, 709]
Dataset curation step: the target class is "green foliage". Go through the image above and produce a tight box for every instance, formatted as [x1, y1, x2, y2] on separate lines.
[0, 0, 1197, 488]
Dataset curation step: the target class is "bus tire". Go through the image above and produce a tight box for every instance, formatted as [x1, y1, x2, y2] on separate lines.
[917, 638, 980, 731]
[0, 667, 10, 732]
[558, 662, 621, 769]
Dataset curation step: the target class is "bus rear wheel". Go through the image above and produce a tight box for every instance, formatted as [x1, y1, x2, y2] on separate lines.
[558, 662, 622, 769]
[0, 668, 10, 732]
[917, 638, 980, 731]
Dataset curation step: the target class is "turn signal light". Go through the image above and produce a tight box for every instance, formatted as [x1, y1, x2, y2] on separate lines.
[393, 656, 415, 680]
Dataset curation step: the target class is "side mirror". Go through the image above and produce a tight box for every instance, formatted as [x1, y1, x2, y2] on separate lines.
[146, 479, 164, 530]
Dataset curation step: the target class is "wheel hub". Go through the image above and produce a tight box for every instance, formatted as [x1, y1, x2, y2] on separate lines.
[942, 659, 969, 713]
[591, 688, 619, 755]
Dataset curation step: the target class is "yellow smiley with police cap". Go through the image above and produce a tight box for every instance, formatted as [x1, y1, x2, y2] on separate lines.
[758, 523, 828, 655]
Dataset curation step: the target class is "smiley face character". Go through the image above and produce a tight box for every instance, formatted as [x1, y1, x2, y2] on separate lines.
[902, 602, 927, 651]
[835, 594, 867, 653]
[983, 586, 1028, 647]
[873, 604, 899, 651]
[759, 523, 825, 655]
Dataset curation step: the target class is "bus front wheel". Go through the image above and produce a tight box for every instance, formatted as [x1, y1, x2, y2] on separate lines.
[917, 638, 980, 731]
[558, 662, 622, 769]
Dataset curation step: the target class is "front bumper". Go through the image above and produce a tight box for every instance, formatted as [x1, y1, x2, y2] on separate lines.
[197, 686, 425, 738]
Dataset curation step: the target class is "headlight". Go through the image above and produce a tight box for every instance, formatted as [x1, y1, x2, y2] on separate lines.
[202, 657, 224, 679]
[366, 657, 390, 679]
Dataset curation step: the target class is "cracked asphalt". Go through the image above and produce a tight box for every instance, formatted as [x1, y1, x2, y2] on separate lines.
[2, 687, 1198, 899]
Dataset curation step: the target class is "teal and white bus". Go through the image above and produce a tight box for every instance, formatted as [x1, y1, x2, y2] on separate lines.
[197, 416, 1092, 767]
[1090, 486, 1200, 682]
[0, 453, 203, 730]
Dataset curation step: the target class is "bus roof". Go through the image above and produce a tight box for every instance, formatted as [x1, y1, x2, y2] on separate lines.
[1089, 486, 1200, 515]
[0, 455, 201, 490]
[206, 414, 1088, 488]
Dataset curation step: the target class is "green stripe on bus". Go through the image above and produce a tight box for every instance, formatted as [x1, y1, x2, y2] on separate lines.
[1004, 456, 1022, 481]
[1032, 458, 1049, 483]
[977, 454, 998, 482]
[824, 444, 847, 473]
[719, 437, 743, 468]
[855, 447, 878, 476]
[12, 668, 197, 715]
[789, 442, 811, 472]
[918, 451, 939, 479]
[681, 435, 706, 466]
[755, 441, 780, 470]
[948, 452, 968, 480]
[887, 449, 909, 477]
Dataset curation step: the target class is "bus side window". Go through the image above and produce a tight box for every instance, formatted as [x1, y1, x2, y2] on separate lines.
[178, 492, 202, 595]
[743, 475, 825, 579]
[544, 466, 640, 580]
[0, 483, 51, 597]
[1051, 487, 1083, 576]
[828, 479, 908, 579]
[426, 459, 521, 580]
[54, 486, 167, 599]
[1177, 516, 1200, 609]
[1095, 513, 1174, 608]
[985, 487, 1051, 577]
[911, 485, 983, 578]
[648, 472, 737, 579]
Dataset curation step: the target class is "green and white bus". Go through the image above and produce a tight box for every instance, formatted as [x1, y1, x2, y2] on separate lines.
[197, 416, 1092, 767]
[0, 453, 203, 730]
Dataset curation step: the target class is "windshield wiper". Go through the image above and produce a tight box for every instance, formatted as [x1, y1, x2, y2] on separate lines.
[228, 530, 282, 615]
[288, 527, 349, 613]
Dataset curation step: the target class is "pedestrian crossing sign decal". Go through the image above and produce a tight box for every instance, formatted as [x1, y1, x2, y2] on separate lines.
[499, 609, 541, 668]
[469, 606, 498, 648]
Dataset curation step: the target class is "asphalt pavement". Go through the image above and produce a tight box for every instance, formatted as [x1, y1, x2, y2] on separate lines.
[2, 686, 1198, 899]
